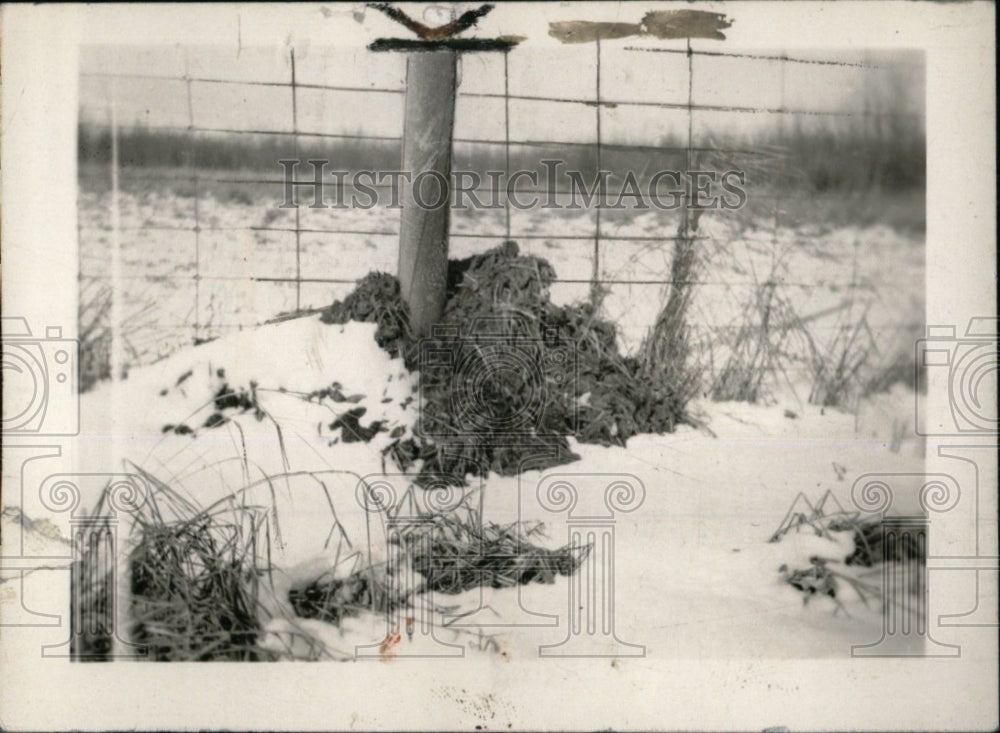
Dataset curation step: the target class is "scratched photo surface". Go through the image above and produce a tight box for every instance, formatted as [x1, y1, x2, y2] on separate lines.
[1, 2, 996, 731]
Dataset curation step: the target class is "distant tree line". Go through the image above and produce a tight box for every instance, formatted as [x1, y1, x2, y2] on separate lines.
[79, 119, 924, 193]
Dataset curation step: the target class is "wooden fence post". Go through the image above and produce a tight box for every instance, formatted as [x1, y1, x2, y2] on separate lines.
[367, 3, 521, 337]
[398, 50, 457, 337]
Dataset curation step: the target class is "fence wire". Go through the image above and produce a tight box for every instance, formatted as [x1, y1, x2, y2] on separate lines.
[78, 42, 925, 378]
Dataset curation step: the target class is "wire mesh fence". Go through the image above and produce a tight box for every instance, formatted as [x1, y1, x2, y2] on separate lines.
[78, 39, 925, 395]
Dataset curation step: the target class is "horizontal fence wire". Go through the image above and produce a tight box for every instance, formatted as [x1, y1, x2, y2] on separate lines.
[79, 43, 923, 369]
[80, 271, 891, 288]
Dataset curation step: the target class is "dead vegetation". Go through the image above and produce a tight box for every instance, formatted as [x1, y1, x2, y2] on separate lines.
[706, 241, 920, 410]
[409, 514, 585, 594]
[124, 467, 274, 661]
[78, 278, 160, 392]
[709, 278, 798, 403]
[321, 240, 697, 485]
[81, 449, 585, 661]
[290, 511, 585, 628]
[639, 217, 707, 430]
[770, 490, 922, 613]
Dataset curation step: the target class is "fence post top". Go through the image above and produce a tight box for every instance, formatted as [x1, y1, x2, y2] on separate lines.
[366, 2, 523, 53]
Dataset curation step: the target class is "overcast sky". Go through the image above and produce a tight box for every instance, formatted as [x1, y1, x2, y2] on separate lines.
[78, 3, 924, 147]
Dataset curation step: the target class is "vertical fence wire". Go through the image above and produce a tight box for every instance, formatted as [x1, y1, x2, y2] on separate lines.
[183, 52, 202, 343]
[503, 50, 512, 242]
[683, 38, 694, 240]
[775, 55, 786, 237]
[768, 50, 787, 354]
[109, 79, 123, 389]
[290, 48, 302, 311]
[591, 37, 603, 305]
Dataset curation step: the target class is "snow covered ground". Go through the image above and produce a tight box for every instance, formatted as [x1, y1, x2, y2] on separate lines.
[11, 180, 929, 660]
[2, 309, 929, 661]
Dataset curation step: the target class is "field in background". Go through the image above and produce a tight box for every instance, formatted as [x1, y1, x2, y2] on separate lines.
[78, 148, 925, 416]
[79, 121, 926, 198]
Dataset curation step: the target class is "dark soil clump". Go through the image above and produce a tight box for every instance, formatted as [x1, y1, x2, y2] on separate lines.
[322, 241, 693, 483]
[320, 272, 412, 360]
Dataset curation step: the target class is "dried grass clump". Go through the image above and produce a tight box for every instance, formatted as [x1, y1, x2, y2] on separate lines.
[801, 309, 878, 408]
[124, 469, 274, 661]
[287, 510, 586, 627]
[710, 280, 799, 403]
[78, 278, 157, 392]
[770, 489, 880, 558]
[771, 490, 922, 612]
[832, 516, 923, 568]
[289, 571, 388, 626]
[79, 279, 113, 392]
[408, 515, 587, 594]
[640, 221, 705, 421]
[770, 491, 864, 540]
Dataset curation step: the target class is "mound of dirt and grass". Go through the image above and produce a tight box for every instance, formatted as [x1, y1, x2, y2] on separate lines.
[320, 241, 694, 484]
[287, 515, 586, 627]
